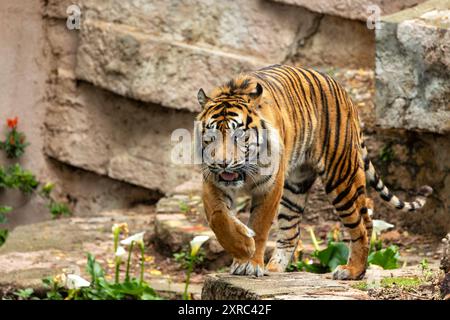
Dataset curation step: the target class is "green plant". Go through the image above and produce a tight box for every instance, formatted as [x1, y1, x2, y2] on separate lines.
[178, 201, 190, 213]
[419, 258, 434, 281]
[39, 182, 72, 219]
[0, 117, 29, 159]
[379, 143, 395, 163]
[0, 117, 72, 248]
[180, 235, 209, 300]
[174, 247, 205, 270]
[0, 228, 9, 247]
[48, 202, 71, 219]
[0, 164, 71, 222]
[14, 288, 34, 300]
[368, 245, 400, 270]
[0, 206, 12, 246]
[294, 229, 349, 273]
[0, 164, 39, 194]
[0, 206, 11, 224]
[292, 226, 400, 273]
[20, 227, 160, 300]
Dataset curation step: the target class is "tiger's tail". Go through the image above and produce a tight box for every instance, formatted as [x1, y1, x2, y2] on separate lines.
[361, 143, 433, 211]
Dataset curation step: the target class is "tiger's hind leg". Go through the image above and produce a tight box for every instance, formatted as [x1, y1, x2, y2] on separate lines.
[325, 169, 370, 280]
[266, 165, 317, 272]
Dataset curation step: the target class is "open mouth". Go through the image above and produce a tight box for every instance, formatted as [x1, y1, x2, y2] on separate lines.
[218, 172, 244, 183]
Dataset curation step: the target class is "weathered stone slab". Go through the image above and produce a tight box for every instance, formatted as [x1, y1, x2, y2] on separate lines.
[271, 0, 426, 21]
[76, 20, 265, 112]
[202, 272, 370, 300]
[44, 79, 198, 194]
[375, 0, 450, 133]
[75, 0, 320, 111]
[202, 265, 440, 300]
[80, 0, 313, 62]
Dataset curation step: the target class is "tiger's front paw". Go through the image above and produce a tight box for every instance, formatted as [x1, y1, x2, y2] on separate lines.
[230, 258, 264, 277]
[332, 265, 366, 280]
[210, 213, 256, 260]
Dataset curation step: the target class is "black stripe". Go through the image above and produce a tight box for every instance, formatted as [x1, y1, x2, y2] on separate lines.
[281, 196, 304, 214]
[395, 200, 405, 210]
[364, 157, 370, 171]
[332, 184, 353, 205]
[335, 186, 365, 211]
[280, 229, 301, 243]
[380, 192, 393, 202]
[339, 208, 356, 218]
[278, 213, 299, 221]
[284, 176, 316, 195]
[372, 174, 384, 191]
[344, 215, 362, 229]
[351, 234, 364, 242]
[325, 147, 358, 194]
[279, 220, 301, 230]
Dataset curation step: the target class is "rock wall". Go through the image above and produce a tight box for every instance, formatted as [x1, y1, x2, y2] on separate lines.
[372, 0, 450, 236]
[43, 0, 380, 197]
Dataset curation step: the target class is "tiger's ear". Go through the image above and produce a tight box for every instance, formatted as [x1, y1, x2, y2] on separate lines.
[197, 88, 210, 108]
[249, 83, 263, 102]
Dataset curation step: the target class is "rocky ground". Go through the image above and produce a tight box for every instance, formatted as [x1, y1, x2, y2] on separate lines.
[0, 191, 445, 300]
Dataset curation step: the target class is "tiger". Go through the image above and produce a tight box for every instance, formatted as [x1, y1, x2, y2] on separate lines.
[195, 64, 433, 280]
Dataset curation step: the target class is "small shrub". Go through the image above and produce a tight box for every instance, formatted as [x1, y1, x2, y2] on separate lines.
[0, 117, 29, 159]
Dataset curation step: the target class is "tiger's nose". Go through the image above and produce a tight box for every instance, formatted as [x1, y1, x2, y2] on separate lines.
[217, 162, 230, 169]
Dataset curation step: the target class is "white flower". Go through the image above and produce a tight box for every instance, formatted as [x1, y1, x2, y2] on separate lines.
[112, 223, 120, 234]
[115, 246, 126, 258]
[65, 274, 90, 289]
[190, 235, 210, 256]
[372, 219, 394, 235]
[120, 231, 145, 246]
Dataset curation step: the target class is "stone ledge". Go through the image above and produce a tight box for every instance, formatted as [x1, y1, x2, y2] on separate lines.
[202, 272, 370, 300]
[201, 265, 439, 300]
[75, 20, 267, 112]
[44, 80, 197, 194]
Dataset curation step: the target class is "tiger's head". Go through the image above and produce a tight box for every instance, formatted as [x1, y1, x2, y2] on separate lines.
[195, 77, 278, 189]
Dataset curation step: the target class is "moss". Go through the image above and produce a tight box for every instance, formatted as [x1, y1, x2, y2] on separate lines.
[352, 277, 424, 291]
[381, 277, 423, 288]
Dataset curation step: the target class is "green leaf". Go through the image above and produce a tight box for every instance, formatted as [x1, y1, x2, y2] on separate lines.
[86, 253, 105, 284]
[368, 245, 400, 270]
[314, 242, 349, 272]
[0, 206, 12, 224]
[48, 201, 71, 218]
[15, 288, 34, 299]
[0, 228, 8, 246]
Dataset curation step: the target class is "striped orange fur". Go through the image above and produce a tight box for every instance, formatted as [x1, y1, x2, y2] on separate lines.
[196, 64, 432, 279]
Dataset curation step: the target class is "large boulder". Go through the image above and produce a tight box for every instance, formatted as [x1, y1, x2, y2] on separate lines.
[375, 0, 450, 134]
